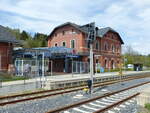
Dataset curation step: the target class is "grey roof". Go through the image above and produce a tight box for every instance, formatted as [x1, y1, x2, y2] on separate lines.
[97, 27, 116, 37]
[47, 22, 124, 44]
[0, 25, 21, 44]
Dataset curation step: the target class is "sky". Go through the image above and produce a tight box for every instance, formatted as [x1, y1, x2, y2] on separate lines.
[0, 0, 150, 54]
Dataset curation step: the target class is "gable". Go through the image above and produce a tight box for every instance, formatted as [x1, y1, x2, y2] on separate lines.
[47, 22, 86, 40]
[47, 22, 124, 44]
[98, 27, 124, 44]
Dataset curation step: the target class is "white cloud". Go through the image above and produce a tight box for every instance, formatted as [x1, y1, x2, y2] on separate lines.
[0, 0, 150, 54]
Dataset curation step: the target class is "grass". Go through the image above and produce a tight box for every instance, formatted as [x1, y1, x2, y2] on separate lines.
[145, 103, 150, 111]
[0, 72, 29, 82]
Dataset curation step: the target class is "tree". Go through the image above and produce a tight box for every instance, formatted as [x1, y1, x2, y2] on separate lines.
[5, 26, 48, 48]
[33, 33, 47, 47]
[20, 31, 30, 40]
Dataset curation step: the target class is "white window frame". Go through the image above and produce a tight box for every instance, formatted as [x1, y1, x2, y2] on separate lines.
[70, 39, 76, 49]
[62, 41, 66, 47]
[104, 58, 108, 68]
[112, 44, 115, 53]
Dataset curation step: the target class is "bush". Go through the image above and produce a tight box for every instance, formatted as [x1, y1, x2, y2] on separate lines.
[0, 72, 12, 79]
[0, 72, 29, 82]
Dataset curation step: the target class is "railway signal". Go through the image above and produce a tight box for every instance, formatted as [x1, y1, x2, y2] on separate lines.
[87, 22, 96, 94]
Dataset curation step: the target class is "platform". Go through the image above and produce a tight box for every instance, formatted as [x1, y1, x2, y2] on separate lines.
[44, 71, 150, 89]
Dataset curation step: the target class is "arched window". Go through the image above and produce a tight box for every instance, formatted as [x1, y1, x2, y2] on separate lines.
[54, 43, 58, 47]
[112, 44, 115, 53]
[111, 60, 115, 69]
[62, 42, 66, 47]
[104, 59, 107, 68]
[104, 42, 108, 50]
[71, 40, 75, 49]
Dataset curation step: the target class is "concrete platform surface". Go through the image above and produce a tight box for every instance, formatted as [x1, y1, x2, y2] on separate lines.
[1, 71, 150, 86]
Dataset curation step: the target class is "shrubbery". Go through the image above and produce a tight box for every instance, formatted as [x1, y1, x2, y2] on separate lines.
[145, 103, 150, 111]
[0, 72, 29, 82]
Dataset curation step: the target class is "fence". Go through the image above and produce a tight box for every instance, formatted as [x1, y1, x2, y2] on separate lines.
[72, 61, 89, 74]
[15, 59, 52, 77]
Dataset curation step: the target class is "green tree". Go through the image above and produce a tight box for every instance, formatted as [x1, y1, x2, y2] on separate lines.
[33, 33, 47, 47]
[20, 30, 30, 40]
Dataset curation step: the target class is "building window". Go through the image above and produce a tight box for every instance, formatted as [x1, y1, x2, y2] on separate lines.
[96, 41, 99, 50]
[62, 42, 66, 47]
[72, 29, 76, 34]
[72, 29, 74, 33]
[71, 40, 75, 48]
[104, 59, 107, 68]
[62, 31, 65, 35]
[104, 42, 108, 50]
[54, 43, 58, 47]
[54, 33, 57, 37]
[112, 44, 115, 53]
[116, 45, 120, 53]
[111, 60, 115, 69]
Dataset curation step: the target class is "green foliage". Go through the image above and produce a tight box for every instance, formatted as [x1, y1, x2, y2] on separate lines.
[145, 103, 150, 111]
[0, 72, 29, 82]
[123, 45, 150, 68]
[20, 30, 30, 40]
[6, 27, 48, 48]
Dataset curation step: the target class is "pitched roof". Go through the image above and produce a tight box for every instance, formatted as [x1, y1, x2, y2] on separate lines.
[48, 22, 86, 38]
[47, 22, 124, 44]
[0, 25, 21, 44]
[97, 27, 124, 44]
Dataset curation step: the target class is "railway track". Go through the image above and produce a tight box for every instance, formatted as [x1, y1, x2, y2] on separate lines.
[0, 74, 149, 106]
[46, 81, 149, 113]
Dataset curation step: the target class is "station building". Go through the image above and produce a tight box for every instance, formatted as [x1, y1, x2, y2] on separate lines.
[0, 25, 20, 71]
[47, 22, 124, 73]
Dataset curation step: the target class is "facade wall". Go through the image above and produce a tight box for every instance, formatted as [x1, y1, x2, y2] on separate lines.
[0, 42, 13, 71]
[98, 31, 122, 69]
[48, 25, 85, 53]
[48, 25, 123, 70]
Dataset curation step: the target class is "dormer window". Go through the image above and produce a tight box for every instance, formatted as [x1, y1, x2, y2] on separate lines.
[72, 29, 74, 32]
[72, 29, 76, 34]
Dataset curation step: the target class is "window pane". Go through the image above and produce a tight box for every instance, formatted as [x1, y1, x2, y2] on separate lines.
[62, 42, 66, 47]
[71, 40, 75, 48]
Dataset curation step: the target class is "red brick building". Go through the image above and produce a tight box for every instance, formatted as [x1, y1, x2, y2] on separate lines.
[47, 22, 124, 72]
[0, 25, 20, 71]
